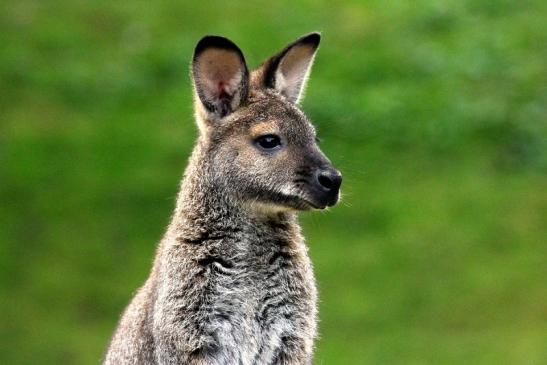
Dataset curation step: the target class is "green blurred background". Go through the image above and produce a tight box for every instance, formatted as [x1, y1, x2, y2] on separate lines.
[1, 0, 546, 364]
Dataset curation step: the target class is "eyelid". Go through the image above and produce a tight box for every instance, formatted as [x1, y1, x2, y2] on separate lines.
[249, 122, 279, 138]
[251, 133, 278, 142]
[254, 133, 280, 141]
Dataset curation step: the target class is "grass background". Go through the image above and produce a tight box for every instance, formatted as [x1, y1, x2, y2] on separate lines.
[1, 0, 546, 364]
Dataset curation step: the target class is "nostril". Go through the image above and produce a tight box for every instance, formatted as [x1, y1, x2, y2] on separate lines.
[318, 174, 334, 190]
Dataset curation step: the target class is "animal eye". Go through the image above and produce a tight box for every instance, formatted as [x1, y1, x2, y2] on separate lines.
[255, 134, 282, 150]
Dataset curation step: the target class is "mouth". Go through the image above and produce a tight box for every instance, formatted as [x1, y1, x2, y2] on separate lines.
[298, 198, 323, 210]
[257, 188, 339, 212]
[285, 195, 331, 210]
[291, 181, 341, 210]
[295, 188, 340, 210]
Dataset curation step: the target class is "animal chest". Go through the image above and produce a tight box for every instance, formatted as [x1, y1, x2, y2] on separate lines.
[201, 246, 315, 364]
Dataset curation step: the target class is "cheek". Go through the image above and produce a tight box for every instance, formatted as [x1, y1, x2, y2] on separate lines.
[250, 150, 286, 173]
[237, 146, 292, 182]
[215, 137, 296, 183]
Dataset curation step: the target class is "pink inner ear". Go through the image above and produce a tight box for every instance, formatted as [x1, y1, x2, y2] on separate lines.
[195, 47, 244, 107]
[217, 81, 232, 100]
[217, 81, 233, 100]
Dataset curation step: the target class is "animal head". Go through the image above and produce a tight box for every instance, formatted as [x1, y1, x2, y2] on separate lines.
[191, 33, 341, 213]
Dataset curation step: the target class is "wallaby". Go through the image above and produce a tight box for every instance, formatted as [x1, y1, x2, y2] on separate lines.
[103, 32, 342, 365]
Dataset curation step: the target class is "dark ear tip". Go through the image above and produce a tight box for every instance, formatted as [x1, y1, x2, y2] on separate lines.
[194, 35, 243, 59]
[298, 32, 321, 48]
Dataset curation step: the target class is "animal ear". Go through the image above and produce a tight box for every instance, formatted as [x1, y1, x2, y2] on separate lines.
[258, 32, 320, 104]
[192, 36, 249, 119]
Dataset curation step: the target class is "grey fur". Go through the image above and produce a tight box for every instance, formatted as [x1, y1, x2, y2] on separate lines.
[104, 33, 341, 365]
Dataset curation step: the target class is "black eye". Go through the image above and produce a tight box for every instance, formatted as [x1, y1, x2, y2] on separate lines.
[255, 134, 282, 150]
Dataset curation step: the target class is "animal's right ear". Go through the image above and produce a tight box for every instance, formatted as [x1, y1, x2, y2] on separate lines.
[192, 36, 249, 121]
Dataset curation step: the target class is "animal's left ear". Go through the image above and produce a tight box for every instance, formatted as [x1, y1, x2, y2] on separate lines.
[255, 32, 321, 104]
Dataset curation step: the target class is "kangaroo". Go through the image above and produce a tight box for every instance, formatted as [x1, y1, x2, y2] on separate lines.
[103, 32, 342, 365]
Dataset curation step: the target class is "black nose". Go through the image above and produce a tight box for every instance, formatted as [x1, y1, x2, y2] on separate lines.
[316, 169, 342, 193]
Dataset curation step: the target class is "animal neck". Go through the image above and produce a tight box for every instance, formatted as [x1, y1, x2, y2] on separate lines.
[168, 138, 300, 244]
